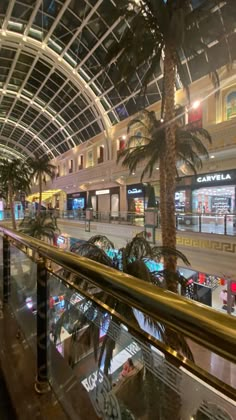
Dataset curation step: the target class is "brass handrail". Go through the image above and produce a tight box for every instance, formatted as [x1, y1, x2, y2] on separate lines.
[0, 225, 236, 366]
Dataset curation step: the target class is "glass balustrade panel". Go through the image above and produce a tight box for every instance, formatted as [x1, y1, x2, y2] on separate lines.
[47, 273, 236, 420]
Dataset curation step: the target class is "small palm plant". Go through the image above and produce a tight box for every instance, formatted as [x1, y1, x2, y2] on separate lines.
[19, 212, 60, 242]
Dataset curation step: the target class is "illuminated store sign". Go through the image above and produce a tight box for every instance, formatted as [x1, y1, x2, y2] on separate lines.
[197, 173, 232, 183]
[96, 189, 110, 195]
[128, 188, 142, 194]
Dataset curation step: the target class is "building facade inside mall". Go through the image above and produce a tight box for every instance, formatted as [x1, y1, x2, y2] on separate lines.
[0, 0, 235, 217]
[30, 71, 236, 218]
[0, 2, 236, 420]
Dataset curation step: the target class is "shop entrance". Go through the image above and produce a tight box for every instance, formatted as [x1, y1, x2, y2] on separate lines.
[192, 185, 235, 214]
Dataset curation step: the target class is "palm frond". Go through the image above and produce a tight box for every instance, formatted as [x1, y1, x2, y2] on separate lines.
[87, 235, 115, 250]
[152, 246, 190, 266]
[124, 236, 153, 262]
[73, 243, 113, 267]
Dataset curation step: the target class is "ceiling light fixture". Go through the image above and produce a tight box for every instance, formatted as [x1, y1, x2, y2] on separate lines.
[210, 155, 215, 159]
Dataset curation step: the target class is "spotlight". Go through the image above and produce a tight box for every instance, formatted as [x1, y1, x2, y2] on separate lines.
[192, 100, 200, 109]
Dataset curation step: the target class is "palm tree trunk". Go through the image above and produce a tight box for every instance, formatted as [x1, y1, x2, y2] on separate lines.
[163, 46, 177, 291]
[9, 183, 16, 230]
[38, 174, 42, 215]
[159, 159, 167, 246]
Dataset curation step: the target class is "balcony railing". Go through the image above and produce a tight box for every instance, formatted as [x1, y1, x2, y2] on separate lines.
[1, 209, 236, 236]
[57, 210, 236, 236]
[0, 225, 235, 419]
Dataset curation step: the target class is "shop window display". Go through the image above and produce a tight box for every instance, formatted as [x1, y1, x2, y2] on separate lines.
[182, 268, 236, 314]
[192, 186, 235, 214]
[175, 190, 186, 212]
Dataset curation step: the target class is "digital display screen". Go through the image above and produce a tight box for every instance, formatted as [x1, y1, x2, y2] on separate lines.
[72, 198, 85, 209]
[57, 236, 65, 245]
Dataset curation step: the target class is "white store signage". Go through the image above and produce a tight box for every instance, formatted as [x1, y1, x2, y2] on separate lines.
[95, 189, 110, 195]
[128, 188, 142, 194]
[196, 173, 232, 183]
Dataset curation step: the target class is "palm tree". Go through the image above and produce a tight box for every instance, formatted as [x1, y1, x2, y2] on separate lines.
[105, 0, 233, 277]
[0, 158, 31, 230]
[118, 109, 211, 290]
[28, 155, 56, 214]
[19, 212, 60, 242]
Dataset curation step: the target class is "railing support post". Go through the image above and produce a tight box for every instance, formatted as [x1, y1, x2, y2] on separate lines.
[3, 235, 11, 304]
[199, 215, 202, 233]
[224, 214, 227, 235]
[35, 257, 50, 394]
[176, 215, 179, 230]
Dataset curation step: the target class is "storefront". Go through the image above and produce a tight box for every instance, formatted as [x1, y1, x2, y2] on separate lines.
[173, 169, 236, 215]
[127, 183, 147, 214]
[88, 187, 120, 215]
[191, 169, 236, 214]
[67, 192, 87, 211]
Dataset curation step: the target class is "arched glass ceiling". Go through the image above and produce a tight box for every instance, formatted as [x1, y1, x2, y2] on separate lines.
[0, 0, 235, 159]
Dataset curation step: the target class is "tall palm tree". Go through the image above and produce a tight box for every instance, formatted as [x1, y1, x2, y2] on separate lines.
[28, 155, 56, 214]
[105, 0, 233, 277]
[118, 109, 211, 290]
[0, 158, 31, 230]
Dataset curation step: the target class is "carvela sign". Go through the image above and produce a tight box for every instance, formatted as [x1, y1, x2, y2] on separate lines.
[194, 170, 236, 187]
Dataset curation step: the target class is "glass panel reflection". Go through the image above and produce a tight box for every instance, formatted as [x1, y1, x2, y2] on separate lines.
[9, 244, 37, 351]
[48, 274, 235, 420]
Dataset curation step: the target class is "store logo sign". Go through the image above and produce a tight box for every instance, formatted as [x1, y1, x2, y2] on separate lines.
[197, 173, 232, 183]
[128, 188, 142, 194]
[96, 189, 110, 195]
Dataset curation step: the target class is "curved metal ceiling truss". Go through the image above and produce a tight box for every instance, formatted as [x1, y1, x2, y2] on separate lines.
[0, 135, 34, 157]
[0, 0, 235, 159]
[0, 138, 27, 160]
